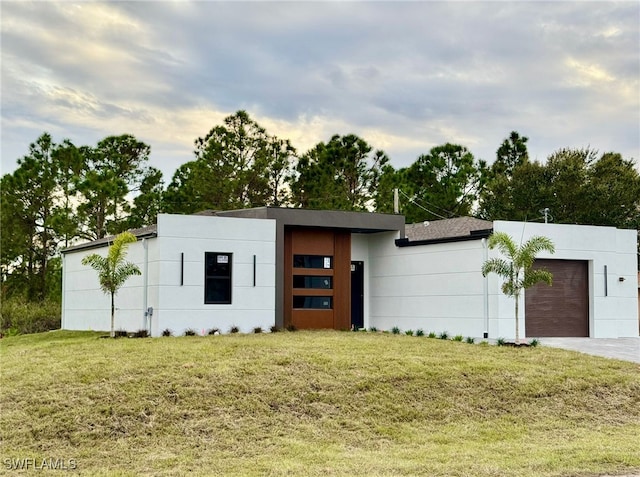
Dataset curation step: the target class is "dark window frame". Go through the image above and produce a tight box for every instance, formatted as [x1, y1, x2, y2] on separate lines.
[205, 252, 232, 305]
[293, 275, 333, 289]
[293, 296, 333, 309]
[293, 254, 333, 269]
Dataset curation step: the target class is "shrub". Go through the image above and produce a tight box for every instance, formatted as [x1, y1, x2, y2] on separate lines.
[391, 326, 400, 335]
[133, 329, 149, 338]
[416, 329, 424, 337]
[427, 331, 437, 339]
[207, 328, 220, 335]
[529, 338, 540, 347]
[453, 335, 464, 342]
[114, 329, 128, 338]
[162, 328, 173, 337]
[0, 298, 61, 335]
[270, 325, 280, 333]
[438, 331, 449, 340]
[253, 327, 263, 334]
[3, 328, 20, 337]
[405, 330, 414, 336]
[465, 337, 475, 344]
[229, 326, 240, 334]
[184, 329, 197, 336]
[368, 326, 378, 332]
[496, 337, 506, 346]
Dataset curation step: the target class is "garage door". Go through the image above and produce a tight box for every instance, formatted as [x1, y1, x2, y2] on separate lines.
[525, 259, 589, 337]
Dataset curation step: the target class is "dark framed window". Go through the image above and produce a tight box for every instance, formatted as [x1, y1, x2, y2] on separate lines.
[205, 252, 232, 304]
[293, 255, 333, 269]
[293, 276, 333, 289]
[293, 296, 333, 309]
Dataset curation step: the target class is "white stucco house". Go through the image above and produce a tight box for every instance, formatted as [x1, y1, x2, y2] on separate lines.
[61, 208, 639, 339]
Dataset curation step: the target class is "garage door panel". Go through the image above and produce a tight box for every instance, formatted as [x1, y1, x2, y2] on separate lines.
[525, 260, 588, 337]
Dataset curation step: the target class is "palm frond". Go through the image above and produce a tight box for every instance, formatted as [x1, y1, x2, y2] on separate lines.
[108, 232, 138, 268]
[481, 258, 510, 278]
[82, 232, 141, 295]
[113, 262, 142, 289]
[523, 269, 553, 289]
[501, 282, 518, 297]
[519, 236, 555, 269]
[81, 254, 108, 269]
[488, 232, 517, 260]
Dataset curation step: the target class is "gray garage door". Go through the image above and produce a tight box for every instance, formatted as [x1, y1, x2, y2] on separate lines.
[525, 259, 589, 337]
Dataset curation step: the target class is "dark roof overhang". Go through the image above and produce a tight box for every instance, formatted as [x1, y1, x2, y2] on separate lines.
[395, 228, 493, 247]
[216, 207, 405, 235]
[61, 208, 405, 255]
[61, 225, 158, 254]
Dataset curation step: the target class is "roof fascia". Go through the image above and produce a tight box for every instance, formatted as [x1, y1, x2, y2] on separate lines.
[219, 207, 405, 234]
[395, 228, 493, 247]
[61, 231, 158, 254]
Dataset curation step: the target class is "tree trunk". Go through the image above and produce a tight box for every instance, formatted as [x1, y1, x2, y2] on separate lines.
[110, 292, 115, 338]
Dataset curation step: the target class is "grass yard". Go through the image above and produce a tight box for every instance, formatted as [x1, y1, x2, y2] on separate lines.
[1, 330, 639, 476]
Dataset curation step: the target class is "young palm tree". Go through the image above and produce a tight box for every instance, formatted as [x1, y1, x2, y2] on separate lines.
[82, 232, 141, 338]
[481, 232, 555, 343]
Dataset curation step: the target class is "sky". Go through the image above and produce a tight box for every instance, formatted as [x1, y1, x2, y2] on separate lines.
[2, 1, 639, 182]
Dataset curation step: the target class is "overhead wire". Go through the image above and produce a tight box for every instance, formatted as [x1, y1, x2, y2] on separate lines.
[397, 189, 450, 220]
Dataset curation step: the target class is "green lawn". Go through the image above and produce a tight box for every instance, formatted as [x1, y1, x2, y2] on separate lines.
[1, 330, 639, 476]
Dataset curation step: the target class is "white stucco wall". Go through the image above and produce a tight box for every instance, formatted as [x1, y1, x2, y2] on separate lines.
[351, 233, 372, 329]
[366, 231, 488, 336]
[494, 221, 638, 338]
[362, 221, 638, 339]
[62, 237, 156, 333]
[62, 214, 277, 337]
[152, 214, 276, 336]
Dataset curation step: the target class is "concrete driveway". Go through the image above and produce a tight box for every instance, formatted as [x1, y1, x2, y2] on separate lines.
[539, 337, 640, 364]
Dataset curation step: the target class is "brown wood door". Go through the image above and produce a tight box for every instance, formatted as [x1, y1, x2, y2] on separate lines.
[284, 228, 351, 330]
[525, 259, 589, 337]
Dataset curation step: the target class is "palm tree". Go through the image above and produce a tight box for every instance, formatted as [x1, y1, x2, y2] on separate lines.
[481, 232, 555, 343]
[82, 232, 141, 337]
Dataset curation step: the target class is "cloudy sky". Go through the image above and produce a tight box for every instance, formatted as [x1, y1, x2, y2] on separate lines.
[2, 1, 639, 181]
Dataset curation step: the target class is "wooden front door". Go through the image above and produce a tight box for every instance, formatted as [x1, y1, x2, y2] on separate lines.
[284, 228, 351, 330]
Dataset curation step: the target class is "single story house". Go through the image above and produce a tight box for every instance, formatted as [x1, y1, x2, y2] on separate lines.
[61, 208, 639, 339]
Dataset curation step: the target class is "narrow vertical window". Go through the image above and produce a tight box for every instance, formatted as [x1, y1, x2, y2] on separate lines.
[205, 252, 232, 304]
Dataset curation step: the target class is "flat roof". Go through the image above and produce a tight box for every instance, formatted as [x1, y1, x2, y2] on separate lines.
[63, 208, 405, 253]
[215, 207, 405, 234]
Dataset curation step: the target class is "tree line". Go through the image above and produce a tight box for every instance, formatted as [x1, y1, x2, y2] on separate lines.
[2, 110, 639, 303]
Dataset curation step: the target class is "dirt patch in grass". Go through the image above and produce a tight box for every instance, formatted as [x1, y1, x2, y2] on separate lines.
[1, 330, 639, 476]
